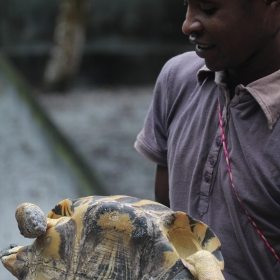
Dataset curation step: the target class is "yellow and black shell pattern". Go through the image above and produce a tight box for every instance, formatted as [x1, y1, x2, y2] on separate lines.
[42, 195, 224, 279]
[11, 196, 224, 280]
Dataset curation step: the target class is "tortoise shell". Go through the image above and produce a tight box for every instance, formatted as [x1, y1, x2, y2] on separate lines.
[1, 195, 224, 279]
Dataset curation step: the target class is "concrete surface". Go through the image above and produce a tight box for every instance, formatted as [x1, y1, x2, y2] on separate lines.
[36, 86, 156, 200]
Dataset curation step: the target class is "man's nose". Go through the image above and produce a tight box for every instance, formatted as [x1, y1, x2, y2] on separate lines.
[182, 9, 203, 36]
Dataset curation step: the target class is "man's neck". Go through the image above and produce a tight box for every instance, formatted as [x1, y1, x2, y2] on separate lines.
[226, 42, 280, 94]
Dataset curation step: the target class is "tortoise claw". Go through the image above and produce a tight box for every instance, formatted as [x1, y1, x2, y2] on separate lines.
[8, 244, 18, 249]
[0, 244, 21, 259]
[0, 249, 7, 259]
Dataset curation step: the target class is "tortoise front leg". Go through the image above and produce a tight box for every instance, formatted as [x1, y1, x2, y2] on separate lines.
[15, 203, 47, 238]
[183, 250, 225, 280]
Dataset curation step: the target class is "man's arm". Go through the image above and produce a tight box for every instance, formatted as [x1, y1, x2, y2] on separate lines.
[155, 165, 170, 208]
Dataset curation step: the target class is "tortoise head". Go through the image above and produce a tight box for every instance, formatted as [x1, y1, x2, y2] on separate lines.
[1, 196, 224, 280]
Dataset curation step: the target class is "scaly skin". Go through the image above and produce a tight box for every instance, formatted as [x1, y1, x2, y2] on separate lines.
[184, 250, 225, 280]
[15, 203, 47, 238]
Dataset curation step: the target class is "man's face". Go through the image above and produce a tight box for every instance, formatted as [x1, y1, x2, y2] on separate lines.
[182, 0, 271, 72]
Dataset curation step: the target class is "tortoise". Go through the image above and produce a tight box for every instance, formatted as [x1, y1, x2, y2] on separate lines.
[1, 195, 225, 280]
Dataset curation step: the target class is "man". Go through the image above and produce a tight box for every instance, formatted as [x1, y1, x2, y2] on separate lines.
[135, 0, 280, 278]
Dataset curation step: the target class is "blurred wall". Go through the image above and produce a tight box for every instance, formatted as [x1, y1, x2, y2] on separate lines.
[0, 0, 192, 86]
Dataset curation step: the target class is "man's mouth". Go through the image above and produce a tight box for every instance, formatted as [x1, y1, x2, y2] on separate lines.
[188, 35, 215, 51]
[197, 44, 215, 50]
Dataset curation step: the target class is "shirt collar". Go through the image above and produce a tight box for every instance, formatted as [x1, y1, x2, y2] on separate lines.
[197, 66, 280, 130]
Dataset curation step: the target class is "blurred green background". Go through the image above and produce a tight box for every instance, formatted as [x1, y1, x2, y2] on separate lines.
[0, 0, 191, 87]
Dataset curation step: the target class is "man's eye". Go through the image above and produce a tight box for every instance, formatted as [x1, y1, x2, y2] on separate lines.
[201, 7, 217, 15]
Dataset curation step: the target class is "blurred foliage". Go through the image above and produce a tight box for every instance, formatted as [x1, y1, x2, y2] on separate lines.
[0, 0, 187, 48]
[43, 0, 89, 91]
[0, 0, 189, 87]
[0, 0, 58, 46]
[87, 0, 187, 42]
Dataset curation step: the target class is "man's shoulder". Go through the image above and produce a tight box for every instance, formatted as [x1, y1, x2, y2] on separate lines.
[164, 51, 205, 73]
[160, 51, 206, 83]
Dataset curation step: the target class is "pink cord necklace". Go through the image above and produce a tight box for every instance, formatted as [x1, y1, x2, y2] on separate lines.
[218, 98, 280, 262]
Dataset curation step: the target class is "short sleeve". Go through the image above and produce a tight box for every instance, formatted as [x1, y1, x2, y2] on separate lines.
[134, 60, 173, 166]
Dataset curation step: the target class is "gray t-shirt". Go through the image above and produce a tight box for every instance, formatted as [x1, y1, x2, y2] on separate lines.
[135, 51, 280, 279]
